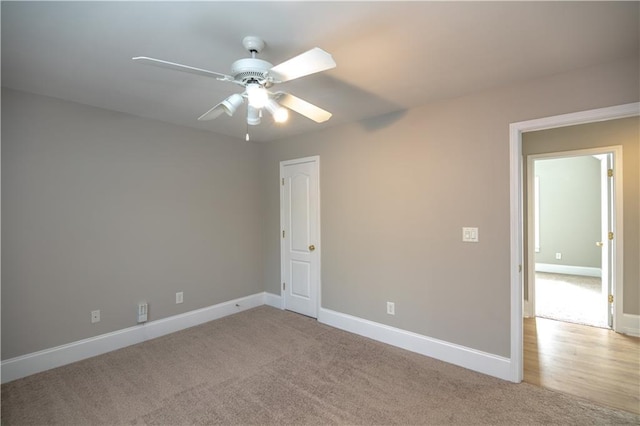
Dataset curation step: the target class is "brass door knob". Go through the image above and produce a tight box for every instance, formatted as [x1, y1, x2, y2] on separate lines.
[309, 244, 315, 251]
[596, 241, 604, 247]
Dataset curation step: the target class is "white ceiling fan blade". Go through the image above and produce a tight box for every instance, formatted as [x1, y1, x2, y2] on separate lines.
[276, 93, 332, 123]
[133, 57, 233, 81]
[197, 103, 226, 121]
[268, 48, 336, 83]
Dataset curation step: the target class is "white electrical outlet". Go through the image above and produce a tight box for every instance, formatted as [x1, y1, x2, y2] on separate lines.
[91, 310, 100, 323]
[176, 292, 183, 304]
[555, 252, 562, 260]
[137, 302, 148, 323]
[387, 302, 395, 315]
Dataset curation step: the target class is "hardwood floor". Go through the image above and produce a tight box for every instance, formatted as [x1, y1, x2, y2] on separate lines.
[524, 317, 640, 414]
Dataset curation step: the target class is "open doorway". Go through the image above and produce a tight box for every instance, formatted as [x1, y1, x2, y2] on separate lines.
[509, 109, 640, 413]
[508, 103, 639, 386]
[528, 151, 615, 329]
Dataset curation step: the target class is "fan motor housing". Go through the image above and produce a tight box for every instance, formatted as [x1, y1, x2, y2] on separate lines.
[231, 58, 273, 85]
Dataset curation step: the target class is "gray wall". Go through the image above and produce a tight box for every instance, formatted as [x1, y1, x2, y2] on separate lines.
[2, 88, 264, 359]
[2, 56, 638, 362]
[260, 57, 639, 358]
[523, 117, 640, 315]
[534, 156, 602, 267]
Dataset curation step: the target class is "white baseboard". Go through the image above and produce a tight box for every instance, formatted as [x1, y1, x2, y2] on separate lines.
[3, 293, 518, 385]
[246, 295, 512, 380]
[264, 292, 283, 309]
[535, 263, 601, 277]
[618, 313, 640, 337]
[317, 308, 513, 382]
[1, 292, 267, 384]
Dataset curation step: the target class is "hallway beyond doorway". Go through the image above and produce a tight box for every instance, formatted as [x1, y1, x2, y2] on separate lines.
[535, 272, 608, 328]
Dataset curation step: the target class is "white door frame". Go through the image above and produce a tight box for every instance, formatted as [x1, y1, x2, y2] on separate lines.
[525, 147, 621, 328]
[508, 102, 639, 383]
[279, 155, 321, 317]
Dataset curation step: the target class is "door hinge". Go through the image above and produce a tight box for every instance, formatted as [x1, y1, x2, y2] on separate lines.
[282, 230, 285, 238]
[518, 264, 522, 273]
[608, 231, 614, 240]
[282, 178, 284, 186]
[283, 282, 286, 290]
[608, 294, 614, 304]
[608, 168, 613, 177]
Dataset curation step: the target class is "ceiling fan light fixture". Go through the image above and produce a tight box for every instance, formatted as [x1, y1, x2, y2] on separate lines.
[247, 105, 261, 126]
[246, 83, 268, 109]
[221, 93, 244, 116]
[273, 107, 289, 123]
[265, 99, 289, 123]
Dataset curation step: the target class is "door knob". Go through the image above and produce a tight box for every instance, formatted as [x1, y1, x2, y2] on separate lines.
[596, 241, 604, 247]
[308, 244, 315, 252]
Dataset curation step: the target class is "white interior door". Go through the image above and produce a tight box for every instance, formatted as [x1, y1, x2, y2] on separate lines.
[280, 156, 320, 318]
[600, 153, 614, 328]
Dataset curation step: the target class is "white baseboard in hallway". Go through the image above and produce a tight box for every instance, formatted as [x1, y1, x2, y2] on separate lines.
[619, 314, 640, 337]
[535, 263, 601, 277]
[1, 292, 267, 384]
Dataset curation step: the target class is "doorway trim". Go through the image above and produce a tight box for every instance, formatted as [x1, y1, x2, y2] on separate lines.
[508, 102, 639, 383]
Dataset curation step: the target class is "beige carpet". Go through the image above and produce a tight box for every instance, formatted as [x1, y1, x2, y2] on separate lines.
[535, 272, 608, 328]
[2, 306, 638, 425]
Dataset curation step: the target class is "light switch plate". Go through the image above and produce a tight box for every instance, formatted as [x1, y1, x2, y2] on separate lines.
[462, 227, 479, 242]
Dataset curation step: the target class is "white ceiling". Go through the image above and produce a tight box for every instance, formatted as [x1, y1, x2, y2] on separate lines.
[2, 1, 638, 142]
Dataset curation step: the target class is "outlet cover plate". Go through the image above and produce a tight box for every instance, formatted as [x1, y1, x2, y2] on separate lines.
[386, 302, 395, 315]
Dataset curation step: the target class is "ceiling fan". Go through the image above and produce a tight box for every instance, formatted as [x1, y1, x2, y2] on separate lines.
[133, 36, 336, 140]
